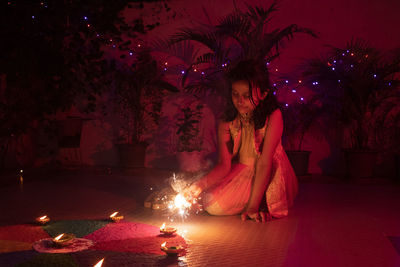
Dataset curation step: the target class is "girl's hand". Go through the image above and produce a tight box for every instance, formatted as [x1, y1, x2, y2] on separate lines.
[241, 210, 272, 223]
[183, 183, 203, 200]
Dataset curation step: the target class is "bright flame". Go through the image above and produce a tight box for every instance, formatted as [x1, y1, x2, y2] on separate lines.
[161, 242, 167, 248]
[174, 194, 191, 209]
[110, 212, 118, 218]
[160, 223, 166, 230]
[54, 234, 64, 241]
[39, 215, 47, 220]
[93, 258, 104, 267]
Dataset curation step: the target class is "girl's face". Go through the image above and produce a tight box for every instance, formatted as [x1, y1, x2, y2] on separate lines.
[231, 80, 266, 115]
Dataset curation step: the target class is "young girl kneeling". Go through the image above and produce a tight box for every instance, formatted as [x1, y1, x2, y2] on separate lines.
[185, 59, 298, 223]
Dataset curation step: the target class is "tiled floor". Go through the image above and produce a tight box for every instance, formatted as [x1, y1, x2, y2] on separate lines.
[1, 168, 400, 266]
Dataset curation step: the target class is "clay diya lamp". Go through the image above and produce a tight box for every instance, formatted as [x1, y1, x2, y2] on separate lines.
[160, 223, 177, 236]
[36, 215, 50, 225]
[109, 211, 124, 222]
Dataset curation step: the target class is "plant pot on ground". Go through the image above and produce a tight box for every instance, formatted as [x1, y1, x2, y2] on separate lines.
[282, 98, 322, 176]
[343, 149, 377, 179]
[113, 49, 178, 168]
[116, 143, 147, 168]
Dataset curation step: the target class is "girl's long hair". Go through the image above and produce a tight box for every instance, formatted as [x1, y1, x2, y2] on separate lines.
[223, 59, 280, 129]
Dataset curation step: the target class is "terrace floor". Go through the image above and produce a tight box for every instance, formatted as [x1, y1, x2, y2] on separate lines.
[1, 167, 400, 266]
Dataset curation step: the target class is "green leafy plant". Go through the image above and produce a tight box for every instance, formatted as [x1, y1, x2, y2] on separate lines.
[302, 39, 400, 151]
[114, 49, 178, 145]
[176, 103, 204, 152]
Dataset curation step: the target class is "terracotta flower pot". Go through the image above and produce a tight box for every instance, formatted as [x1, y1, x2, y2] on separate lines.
[117, 143, 147, 168]
[344, 150, 377, 179]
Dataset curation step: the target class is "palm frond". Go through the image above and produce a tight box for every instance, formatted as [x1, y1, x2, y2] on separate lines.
[151, 39, 200, 66]
[170, 28, 221, 53]
[217, 12, 251, 42]
[245, 2, 279, 35]
[245, 2, 279, 23]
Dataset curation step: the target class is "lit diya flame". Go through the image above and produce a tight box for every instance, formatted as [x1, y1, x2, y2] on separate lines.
[160, 222, 177, 235]
[52, 233, 75, 246]
[160, 241, 185, 256]
[93, 258, 104, 267]
[54, 233, 64, 241]
[36, 215, 50, 224]
[109, 211, 124, 222]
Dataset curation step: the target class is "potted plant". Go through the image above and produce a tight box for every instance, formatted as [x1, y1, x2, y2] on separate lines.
[302, 39, 400, 179]
[282, 97, 323, 176]
[373, 101, 400, 181]
[175, 101, 205, 172]
[113, 49, 178, 168]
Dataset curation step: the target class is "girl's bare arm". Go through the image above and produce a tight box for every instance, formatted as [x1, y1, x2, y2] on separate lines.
[188, 121, 233, 196]
[245, 109, 283, 212]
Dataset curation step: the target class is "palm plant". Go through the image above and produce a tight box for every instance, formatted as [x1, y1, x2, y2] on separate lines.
[154, 2, 316, 95]
[302, 39, 400, 151]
